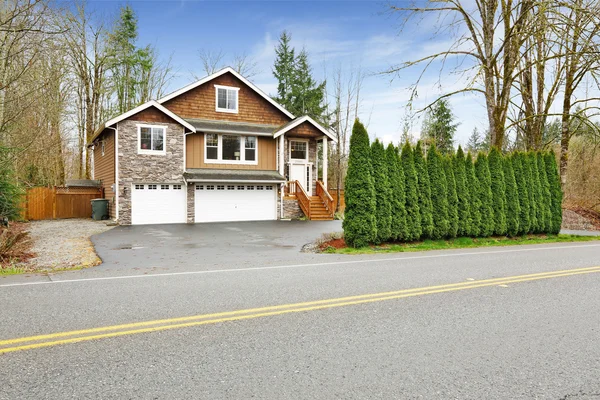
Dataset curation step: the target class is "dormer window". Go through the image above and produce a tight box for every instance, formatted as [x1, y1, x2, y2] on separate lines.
[215, 85, 239, 113]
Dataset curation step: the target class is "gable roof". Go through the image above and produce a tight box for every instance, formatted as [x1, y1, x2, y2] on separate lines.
[90, 100, 196, 143]
[273, 116, 337, 142]
[157, 67, 295, 120]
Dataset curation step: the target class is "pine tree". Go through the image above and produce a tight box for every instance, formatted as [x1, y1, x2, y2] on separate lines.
[544, 151, 563, 234]
[444, 156, 459, 238]
[421, 99, 458, 154]
[292, 49, 327, 123]
[272, 31, 295, 111]
[503, 156, 521, 237]
[537, 152, 553, 233]
[475, 153, 494, 237]
[371, 139, 392, 244]
[528, 152, 543, 233]
[453, 146, 472, 237]
[425, 144, 449, 239]
[401, 142, 422, 241]
[414, 141, 433, 239]
[386, 144, 408, 241]
[488, 147, 507, 236]
[465, 152, 481, 237]
[343, 120, 376, 247]
[512, 153, 531, 234]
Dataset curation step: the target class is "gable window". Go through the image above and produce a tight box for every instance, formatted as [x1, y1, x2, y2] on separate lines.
[215, 85, 239, 113]
[204, 133, 258, 165]
[138, 125, 166, 154]
[290, 140, 308, 161]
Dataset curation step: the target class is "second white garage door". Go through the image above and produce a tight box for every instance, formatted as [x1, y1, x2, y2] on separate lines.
[195, 183, 277, 223]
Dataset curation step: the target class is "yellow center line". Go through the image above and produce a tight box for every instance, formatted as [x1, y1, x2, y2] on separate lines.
[1, 266, 599, 355]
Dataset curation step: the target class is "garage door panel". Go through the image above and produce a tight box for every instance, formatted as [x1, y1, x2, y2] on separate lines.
[131, 184, 186, 225]
[195, 183, 276, 223]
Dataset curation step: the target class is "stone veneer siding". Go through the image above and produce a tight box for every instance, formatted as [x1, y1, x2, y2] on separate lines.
[186, 183, 195, 223]
[282, 198, 305, 219]
[116, 119, 186, 225]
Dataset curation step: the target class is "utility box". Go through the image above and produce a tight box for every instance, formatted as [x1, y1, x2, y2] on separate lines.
[91, 199, 109, 220]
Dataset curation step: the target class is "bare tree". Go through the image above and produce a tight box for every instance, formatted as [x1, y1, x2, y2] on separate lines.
[195, 49, 260, 79]
[197, 49, 225, 76]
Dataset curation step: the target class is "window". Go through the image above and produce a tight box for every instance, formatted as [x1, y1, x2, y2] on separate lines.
[207, 185, 215, 190]
[266, 185, 273, 191]
[237, 185, 245, 190]
[204, 134, 258, 164]
[138, 125, 165, 154]
[217, 185, 225, 190]
[206, 133, 218, 160]
[215, 85, 239, 113]
[196, 185, 204, 190]
[148, 184, 157, 190]
[247, 185, 254, 190]
[257, 185, 264, 190]
[161, 185, 169, 190]
[227, 185, 235, 190]
[135, 184, 144, 190]
[173, 185, 182, 190]
[290, 140, 307, 160]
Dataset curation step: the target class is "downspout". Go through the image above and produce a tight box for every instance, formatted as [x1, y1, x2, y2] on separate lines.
[104, 126, 119, 222]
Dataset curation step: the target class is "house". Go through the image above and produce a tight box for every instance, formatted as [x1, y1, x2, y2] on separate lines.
[89, 67, 337, 225]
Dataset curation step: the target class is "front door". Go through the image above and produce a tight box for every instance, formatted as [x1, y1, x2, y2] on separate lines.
[290, 163, 310, 192]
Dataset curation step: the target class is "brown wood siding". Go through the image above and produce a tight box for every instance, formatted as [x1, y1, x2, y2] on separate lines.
[93, 130, 116, 218]
[186, 134, 276, 170]
[287, 121, 323, 138]
[163, 72, 290, 125]
[129, 107, 179, 124]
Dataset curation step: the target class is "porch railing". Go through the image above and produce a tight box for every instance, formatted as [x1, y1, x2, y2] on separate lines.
[316, 180, 335, 218]
[289, 180, 311, 219]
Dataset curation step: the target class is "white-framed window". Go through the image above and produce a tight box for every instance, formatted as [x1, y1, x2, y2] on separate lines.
[206, 185, 215, 190]
[173, 185, 182, 190]
[204, 133, 258, 165]
[138, 125, 166, 155]
[257, 185, 264, 190]
[135, 184, 144, 190]
[266, 185, 273, 191]
[148, 184, 157, 190]
[237, 185, 245, 190]
[217, 185, 225, 190]
[227, 185, 235, 190]
[160, 184, 169, 190]
[196, 185, 204, 190]
[215, 85, 239, 113]
[290, 140, 308, 161]
[247, 185, 254, 190]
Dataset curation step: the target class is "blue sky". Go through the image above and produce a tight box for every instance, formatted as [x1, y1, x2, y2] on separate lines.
[89, 0, 489, 145]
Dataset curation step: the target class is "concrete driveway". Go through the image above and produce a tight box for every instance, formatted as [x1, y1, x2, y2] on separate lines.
[91, 220, 342, 272]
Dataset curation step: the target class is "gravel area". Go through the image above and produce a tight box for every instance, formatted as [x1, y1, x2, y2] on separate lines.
[26, 219, 113, 271]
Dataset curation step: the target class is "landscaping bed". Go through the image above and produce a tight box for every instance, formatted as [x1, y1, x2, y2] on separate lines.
[319, 233, 600, 254]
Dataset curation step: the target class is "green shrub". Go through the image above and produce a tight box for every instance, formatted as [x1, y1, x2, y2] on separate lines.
[453, 146, 472, 237]
[401, 142, 422, 241]
[343, 119, 376, 248]
[512, 153, 531, 234]
[465, 152, 481, 237]
[426, 144, 449, 239]
[524, 152, 538, 232]
[414, 141, 433, 239]
[475, 153, 494, 237]
[443, 155, 459, 238]
[488, 147, 507, 236]
[537, 152, 553, 232]
[529, 152, 543, 233]
[503, 156, 520, 237]
[544, 151, 563, 234]
[0, 157, 23, 220]
[386, 144, 408, 241]
[371, 139, 392, 244]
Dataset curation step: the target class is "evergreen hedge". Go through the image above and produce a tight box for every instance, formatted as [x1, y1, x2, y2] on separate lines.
[524, 152, 538, 232]
[529, 152, 543, 233]
[426, 144, 449, 239]
[488, 147, 507, 236]
[544, 151, 563, 234]
[371, 139, 392, 244]
[454, 146, 472, 237]
[512, 153, 531, 234]
[475, 153, 495, 237]
[414, 141, 434, 239]
[503, 156, 521, 237]
[443, 155, 459, 238]
[386, 143, 408, 241]
[465, 152, 481, 237]
[537, 152, 553, 233]
[401, 142, 422, 241]
[342, 120, 377, 248]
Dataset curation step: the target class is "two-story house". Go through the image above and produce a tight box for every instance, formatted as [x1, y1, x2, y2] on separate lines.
[90, 67, 337, 225]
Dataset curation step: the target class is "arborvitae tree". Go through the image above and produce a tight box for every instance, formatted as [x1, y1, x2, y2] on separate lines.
[414, 141, 434, 239]
[401, 142, 422, 241]
[488, 147, 507, 236]
[503, 156, 521, 237]
[475, 153, 494, 237]
[343, 120, 376, 247]
[537, 152, 553, 233]
[443, 155, 459, 238]
[453, 146, 472, 237]
[426, 144, 449, 239]
[386, 144, 408, 241]
[512, 153, 531, 234]
[371, 139, 392, 243]
[524, 152, 538, 232]
[544, 151, 563, 234]
[529, 152, 543, 233]
[465, 152, 481, 237]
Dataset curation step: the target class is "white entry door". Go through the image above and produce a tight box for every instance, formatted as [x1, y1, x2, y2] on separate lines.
[195, 183, 277, 223]
[131, 183, 187, 225]
[290, 163, 310, 192]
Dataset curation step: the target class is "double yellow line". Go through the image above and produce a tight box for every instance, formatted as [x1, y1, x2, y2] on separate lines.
[2, 265, 600, 355]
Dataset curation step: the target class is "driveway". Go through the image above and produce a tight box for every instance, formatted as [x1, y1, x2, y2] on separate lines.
[91, 220, 342, 272]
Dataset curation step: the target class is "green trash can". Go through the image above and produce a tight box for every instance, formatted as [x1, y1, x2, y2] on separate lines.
[91, 199, 109, 220]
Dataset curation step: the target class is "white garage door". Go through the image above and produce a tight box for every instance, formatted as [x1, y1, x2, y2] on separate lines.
[131, 183, 187, 225]
[195, 183, 277, 223]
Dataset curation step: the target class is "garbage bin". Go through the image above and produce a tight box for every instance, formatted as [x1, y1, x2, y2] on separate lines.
[91, 198, 109, 220]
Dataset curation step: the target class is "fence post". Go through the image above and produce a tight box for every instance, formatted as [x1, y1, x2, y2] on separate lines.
[52, 186, 57, 220]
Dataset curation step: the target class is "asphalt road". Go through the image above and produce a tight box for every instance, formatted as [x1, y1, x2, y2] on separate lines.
[1, 240, 600, 399]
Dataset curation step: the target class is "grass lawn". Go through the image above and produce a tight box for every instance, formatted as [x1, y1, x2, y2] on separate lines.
[323, 234, 600, 254]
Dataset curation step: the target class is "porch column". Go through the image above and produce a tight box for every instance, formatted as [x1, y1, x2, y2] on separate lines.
[279, 135, 284, 176]
[322, 136, 328, 189]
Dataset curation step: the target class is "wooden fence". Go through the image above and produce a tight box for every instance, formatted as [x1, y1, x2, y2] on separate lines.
[329, 189, 345, 213]
[23, 186, 103, 221]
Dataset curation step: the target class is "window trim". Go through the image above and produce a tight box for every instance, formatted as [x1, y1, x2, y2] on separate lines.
[214, 84, 240, 114]
[289, 139, 309, 162]
[204, 133, 258, 165]
[137, 124, 167, 155]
